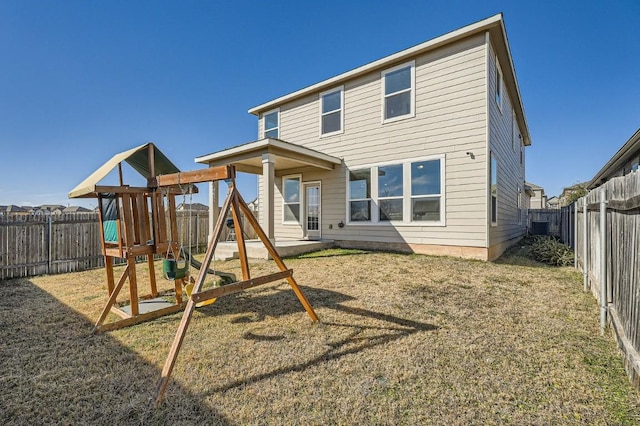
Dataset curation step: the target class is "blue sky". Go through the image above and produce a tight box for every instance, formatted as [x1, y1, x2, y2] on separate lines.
[1, 0, 638, 208]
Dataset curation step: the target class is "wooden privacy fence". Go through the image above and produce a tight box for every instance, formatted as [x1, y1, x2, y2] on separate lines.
[527, 207, 576, 247]
[574, 171, 640, 389]
[0, 211, 258, 280]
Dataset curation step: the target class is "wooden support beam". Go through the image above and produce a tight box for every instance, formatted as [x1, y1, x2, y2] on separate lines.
[148, 255, 158, 298]
[151, 165, 235, 188]
[231, 193, 250, 280]
[94, 185, 149, 195]
[93, 264, 131, 333]
[126, 256, 139, 317]
[191, 270, 292, 303]
[105, 256, 115, 295]
[97, 303, 186, 333]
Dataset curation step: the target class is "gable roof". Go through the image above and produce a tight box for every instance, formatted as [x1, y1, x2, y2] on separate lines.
[248, 13, 530, 146]
[68, 142, 183, 199]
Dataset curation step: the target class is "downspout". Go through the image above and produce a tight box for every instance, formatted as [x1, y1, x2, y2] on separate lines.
[582, 196, 588, 292]
[599, 188, 607, 334]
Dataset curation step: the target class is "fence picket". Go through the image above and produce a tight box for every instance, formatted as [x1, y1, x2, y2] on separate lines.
[0, 210, 258, 280]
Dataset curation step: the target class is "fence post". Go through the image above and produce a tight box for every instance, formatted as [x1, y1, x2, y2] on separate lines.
[47, 215, 53, 275]
[196, 213, 200, 253]
[583, 197, 588, 292]
[599, 188, 607, 335]
[572, 200, 579, 262]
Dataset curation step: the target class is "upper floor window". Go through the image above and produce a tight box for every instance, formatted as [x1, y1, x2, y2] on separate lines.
[264, 109, 279, 139]
[320, 87, 343, 136]
[495, 57, 503, 111]
[382, 61, 415, 122]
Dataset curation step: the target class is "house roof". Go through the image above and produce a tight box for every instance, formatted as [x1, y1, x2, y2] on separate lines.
[69, 142, 184, 199]
[0, 205, 27, 213]
[525, 181, 543, 191]
[195, 138, 342, 174]
[63, 206, 91, 213]
[588, 128, 640, 189]
[176, 202, 209, 211]
[248, 13, 531, 147]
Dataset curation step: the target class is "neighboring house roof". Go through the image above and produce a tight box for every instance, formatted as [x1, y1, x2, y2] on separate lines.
[63, 206, 91, 213]
[248, 13, 531, 147]
[68, 142, 187, 199]
[547, 196, 560, 206]
[0, 205, 28, 213]
[588, 128, 640, 189]
[525, 181, 543, 191]
[38, 204, 65, 211]
[176, 202, 209, 211]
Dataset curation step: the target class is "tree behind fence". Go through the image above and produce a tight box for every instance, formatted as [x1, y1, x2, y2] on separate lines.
[0, 211, 257, 280]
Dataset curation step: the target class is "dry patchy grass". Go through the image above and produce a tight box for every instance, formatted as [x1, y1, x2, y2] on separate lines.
[0, 246, 638, 425]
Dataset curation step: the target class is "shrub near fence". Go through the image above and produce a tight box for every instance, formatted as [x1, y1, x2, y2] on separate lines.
[0, 210, 257, 280]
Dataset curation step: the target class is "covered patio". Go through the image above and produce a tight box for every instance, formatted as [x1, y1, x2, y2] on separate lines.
[195, 138, 342, 258]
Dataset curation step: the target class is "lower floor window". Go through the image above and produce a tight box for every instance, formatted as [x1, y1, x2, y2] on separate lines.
[347, 156, 444, 224]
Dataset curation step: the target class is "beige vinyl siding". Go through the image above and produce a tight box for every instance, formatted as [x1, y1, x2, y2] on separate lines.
[487, 40, 527, 248]
[263, 34, 489, 248]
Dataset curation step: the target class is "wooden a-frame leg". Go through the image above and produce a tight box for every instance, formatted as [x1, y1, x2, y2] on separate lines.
[155, 188, 233, 406]
[231, 194, 250, 280]
[93, 264, 131, 333]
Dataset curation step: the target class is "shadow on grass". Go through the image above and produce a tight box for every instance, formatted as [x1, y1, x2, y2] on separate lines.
[196, 285, 438, 396]
[0, 278, 229, 425]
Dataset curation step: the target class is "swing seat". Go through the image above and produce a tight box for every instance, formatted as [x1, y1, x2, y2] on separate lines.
[163, 258, 189, 280]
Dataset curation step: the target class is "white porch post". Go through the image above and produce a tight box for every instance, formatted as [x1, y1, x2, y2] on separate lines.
[262, 153, 276, 241]
[208, 179, 220, 243]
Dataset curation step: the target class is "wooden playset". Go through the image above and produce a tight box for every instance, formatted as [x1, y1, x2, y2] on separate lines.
[69, 143, 319, 404]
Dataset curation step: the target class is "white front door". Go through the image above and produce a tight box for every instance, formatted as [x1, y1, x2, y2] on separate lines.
[304, 183, 321, 240]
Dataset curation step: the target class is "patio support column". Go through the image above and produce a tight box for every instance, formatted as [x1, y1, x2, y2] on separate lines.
[262, 153, 276, 242]
[208, 179, 220, 243]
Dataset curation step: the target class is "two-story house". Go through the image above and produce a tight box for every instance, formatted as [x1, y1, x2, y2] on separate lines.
[197, 14, 531, 260]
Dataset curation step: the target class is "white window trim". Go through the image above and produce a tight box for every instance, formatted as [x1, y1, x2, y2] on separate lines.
[281, 173, 301, 225]
[263, 108, 280, 139]
[381, 60, 416, 124]
[495, 57, 503, 113]
[319, 86, 344, 137]
[345, 154, 445, 227]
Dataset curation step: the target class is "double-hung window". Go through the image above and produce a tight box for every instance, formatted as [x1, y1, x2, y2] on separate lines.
[378, 164, 403, 221]
[382, 61, 415, 122]
[348, 170, 371, 222]
[282, 175, 300, 223]
[320, 87, 343, 136]
[264, 109, 279, 139]
[347, 156, 444, 225]
[411, 160, 442, 222]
